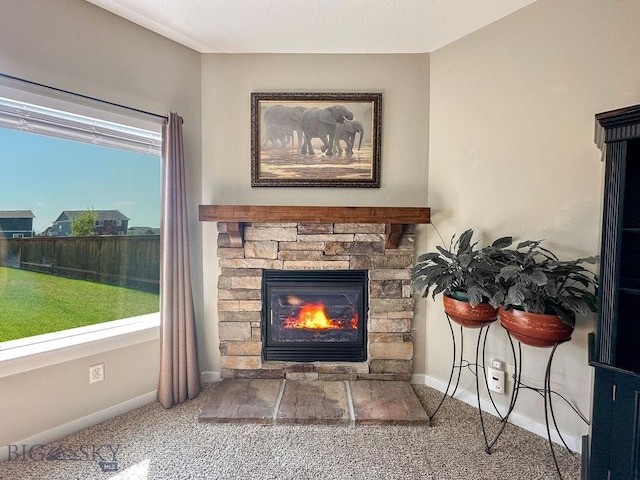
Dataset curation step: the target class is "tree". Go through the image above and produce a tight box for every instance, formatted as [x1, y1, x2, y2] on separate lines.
[71, 209, 98, 237]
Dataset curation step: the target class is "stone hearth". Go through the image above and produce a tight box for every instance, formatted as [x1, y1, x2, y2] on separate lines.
[216, 221, 416, 380]
[199, 379, 429, 426]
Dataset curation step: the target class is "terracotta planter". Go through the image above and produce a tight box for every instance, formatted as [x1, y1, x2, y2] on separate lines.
[442, 295, 498, 328]
[497, 307, 573, 347]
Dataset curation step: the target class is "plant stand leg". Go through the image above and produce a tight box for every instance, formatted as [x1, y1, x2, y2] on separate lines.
[481, 322, 506, 421]
[428, 316, 464, 421]
[486, 332, 522, 453]
[487, 334, 574, 479]
[544, 342, 572, 479]
[477, 322, 508, 450]
[476, 323, 491, 447]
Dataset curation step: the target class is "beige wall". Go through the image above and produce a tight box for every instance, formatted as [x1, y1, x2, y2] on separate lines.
[3, 0, 640, 453]
[0, 340, 159, 446]
[428, 0, 640, 438]
[200, 53, 430, 376]
[0, 0, 201, 448]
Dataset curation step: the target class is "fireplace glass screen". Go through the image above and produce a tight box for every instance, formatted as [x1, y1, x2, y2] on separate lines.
[262, 270, 367, 362]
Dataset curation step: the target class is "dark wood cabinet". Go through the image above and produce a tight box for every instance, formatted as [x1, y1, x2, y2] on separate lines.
[588, 104, 640, 479]
[588, 365, 640, 479]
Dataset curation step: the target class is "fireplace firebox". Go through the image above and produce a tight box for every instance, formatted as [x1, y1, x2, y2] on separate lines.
[262, 270, 368, 362]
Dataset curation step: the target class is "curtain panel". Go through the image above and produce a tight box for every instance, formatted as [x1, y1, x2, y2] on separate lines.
[158, 112, 201, 408]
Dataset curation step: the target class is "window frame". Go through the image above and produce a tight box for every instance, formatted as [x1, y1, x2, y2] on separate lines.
[0, 313, 160, 378]
[0, 85, 163, 366]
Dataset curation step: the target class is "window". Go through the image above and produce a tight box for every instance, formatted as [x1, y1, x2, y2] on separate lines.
[0, 96, 162, 344]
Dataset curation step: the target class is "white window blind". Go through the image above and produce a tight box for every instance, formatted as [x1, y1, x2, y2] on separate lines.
[0, 97, 161, 156]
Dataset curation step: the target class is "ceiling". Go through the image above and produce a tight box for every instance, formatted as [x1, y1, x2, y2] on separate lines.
[86, 0, 538, 54]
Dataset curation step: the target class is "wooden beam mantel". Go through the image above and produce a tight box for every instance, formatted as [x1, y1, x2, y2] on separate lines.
[199, 205, 430, 249]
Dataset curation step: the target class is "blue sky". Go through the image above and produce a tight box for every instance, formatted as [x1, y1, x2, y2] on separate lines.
[0, 127, 161, 234]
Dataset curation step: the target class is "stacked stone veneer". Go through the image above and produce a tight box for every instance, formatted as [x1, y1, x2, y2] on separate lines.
[217, 222, 416, 381]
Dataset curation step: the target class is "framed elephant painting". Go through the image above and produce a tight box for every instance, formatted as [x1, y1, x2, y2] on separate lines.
[251, 92, 382, 187]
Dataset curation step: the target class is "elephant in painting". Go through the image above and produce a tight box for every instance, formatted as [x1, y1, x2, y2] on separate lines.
[263, 124, 292, 149]
[334, 119, 364, 155]
[262, 105, 306, 150]
[300, 104, 353, 156]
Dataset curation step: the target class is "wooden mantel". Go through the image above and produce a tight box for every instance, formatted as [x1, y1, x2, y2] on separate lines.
[199, 205, 430, 249]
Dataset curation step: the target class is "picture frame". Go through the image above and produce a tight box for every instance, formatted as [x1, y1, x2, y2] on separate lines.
[251, 92, 382, 187]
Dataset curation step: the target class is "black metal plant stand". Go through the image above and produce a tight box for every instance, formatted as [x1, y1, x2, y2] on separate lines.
[485, 332, 584, 480]
[429, 314, 505, 451]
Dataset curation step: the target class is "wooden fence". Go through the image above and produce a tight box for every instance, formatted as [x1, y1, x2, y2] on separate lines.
[0, 235, 160, 293]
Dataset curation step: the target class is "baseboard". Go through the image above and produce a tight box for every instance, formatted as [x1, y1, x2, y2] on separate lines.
[201, 371, 221, 383]
[415, 374, 583, 453]
[0, 390, 157, 462]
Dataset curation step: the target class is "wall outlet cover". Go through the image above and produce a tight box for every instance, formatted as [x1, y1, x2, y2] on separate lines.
[89, 363, 105, 384]
[487, 366, 505, 394]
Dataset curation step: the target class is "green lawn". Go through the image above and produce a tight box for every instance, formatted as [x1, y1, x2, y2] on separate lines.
[0, 267, 159, 342]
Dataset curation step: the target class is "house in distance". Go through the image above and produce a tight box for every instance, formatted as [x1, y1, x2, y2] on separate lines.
[127, 226, 160, 235]
[50, 210, 130, 236]
[0, 210, 35, 238]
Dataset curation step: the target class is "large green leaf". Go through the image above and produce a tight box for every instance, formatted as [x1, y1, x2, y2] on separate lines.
[432, 282, 448, 298]
[529, 271, 547, 286]
[550, 306, 576, 327]
[458, 253, 472, 268]
[491, 236, 512, 248]
[498, 265, 520, 281]
[411, 264, 447, 278]
[457, 229, 473, 253]
[410, 277, 430, 296]
[488, 291, 504, 308]
[507, 283, 527, 306]
[416, 252, 441, 263]
[466, 285, 484, 307]
[436, 245, 457, 260]
[577, 255, 599, 264]
[516, 239, 540, 249]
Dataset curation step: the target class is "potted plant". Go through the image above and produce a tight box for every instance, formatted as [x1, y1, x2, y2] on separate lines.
[494, 239, 598, 347]
[411, 229, 512, 328]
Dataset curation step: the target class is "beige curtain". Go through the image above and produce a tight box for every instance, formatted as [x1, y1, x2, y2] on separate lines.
[158, 112, 201, 408]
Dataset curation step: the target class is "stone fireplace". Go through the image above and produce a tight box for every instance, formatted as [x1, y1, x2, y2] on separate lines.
[215, 220, 418, 381]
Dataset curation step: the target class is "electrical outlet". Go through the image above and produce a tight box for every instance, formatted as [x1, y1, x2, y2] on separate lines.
[487, 366, 505, 394]
[89, 363, 104, 384]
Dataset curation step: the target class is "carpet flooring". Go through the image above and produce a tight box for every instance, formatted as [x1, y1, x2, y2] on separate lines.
[0, 383, 581, 479]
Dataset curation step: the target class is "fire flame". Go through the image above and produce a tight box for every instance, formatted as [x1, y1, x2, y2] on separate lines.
[284, 302, 358, 330]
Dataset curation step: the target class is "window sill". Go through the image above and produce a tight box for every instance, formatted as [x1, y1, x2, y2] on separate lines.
[0, 313, 160, 378]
